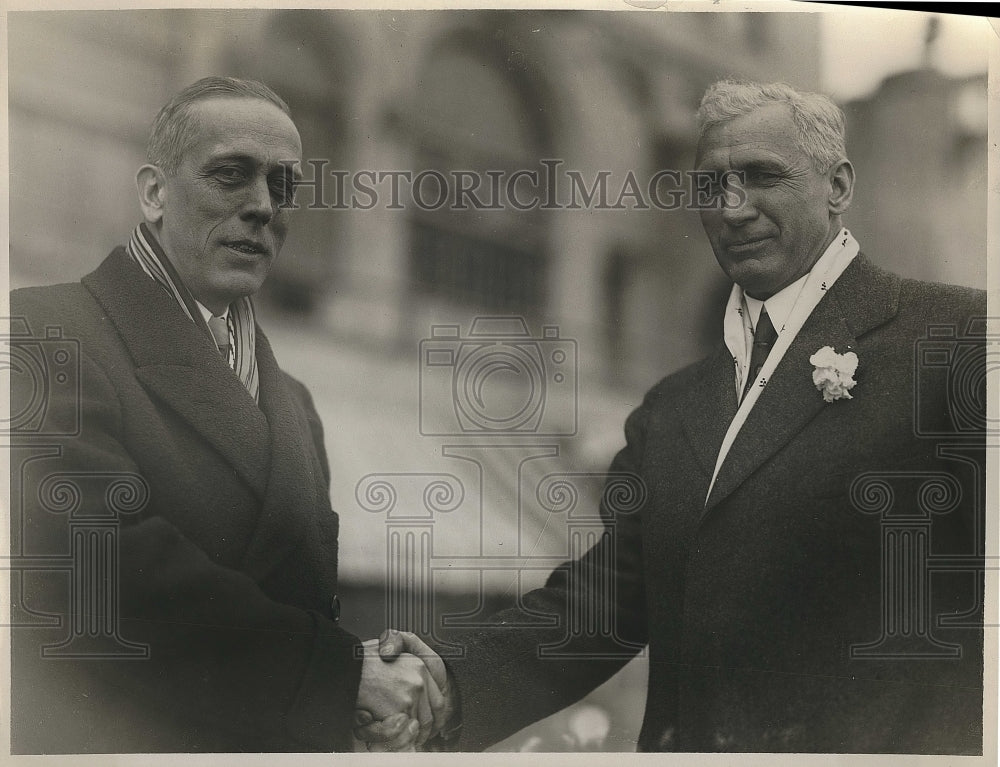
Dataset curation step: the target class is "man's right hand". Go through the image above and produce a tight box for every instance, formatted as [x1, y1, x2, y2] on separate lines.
[354, 631, 449, 749]
[353, 630, 457, 750]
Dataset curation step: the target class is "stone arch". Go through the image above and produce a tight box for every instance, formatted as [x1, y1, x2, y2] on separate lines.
[224, 10, 359, 310]
[404, 19, 559, 318]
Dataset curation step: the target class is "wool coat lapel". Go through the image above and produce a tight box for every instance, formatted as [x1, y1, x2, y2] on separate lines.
[83, 248, 271, 499]
[675, 344, 739, 489]
[701, 254, 902, 513]
[239, 329, 330, 583]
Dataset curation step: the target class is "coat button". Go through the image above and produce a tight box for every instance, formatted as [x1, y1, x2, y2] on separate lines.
[329, 595, 341, 622]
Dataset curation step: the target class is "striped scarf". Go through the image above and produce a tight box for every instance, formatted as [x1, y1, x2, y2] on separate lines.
[126, 223, 259, 401]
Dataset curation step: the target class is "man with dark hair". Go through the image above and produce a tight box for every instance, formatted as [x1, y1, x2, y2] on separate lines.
[10, 76, 445, 752]
[364, 79, 985, 754]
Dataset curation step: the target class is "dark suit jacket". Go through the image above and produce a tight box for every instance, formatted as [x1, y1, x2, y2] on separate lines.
[443, 255, 985, 753]
[10, 248, 361, 752]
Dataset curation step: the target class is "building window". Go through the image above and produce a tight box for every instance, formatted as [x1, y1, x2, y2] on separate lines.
[228, 11, 351, 311]
[407, 34, 550, 317]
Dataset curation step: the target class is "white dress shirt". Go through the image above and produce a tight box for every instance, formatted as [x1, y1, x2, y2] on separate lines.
[706, 227, 860, 501]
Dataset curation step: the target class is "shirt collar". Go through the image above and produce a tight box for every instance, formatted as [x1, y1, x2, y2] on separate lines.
[740, 227, 852, 334]
[195, 301, 228, 324]
[744, 272, 807, 335]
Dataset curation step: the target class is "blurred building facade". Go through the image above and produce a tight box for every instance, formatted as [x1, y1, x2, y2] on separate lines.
[8, 10, 988, 393]
[844, 68, 988, 290]
[10, 9, 827, 395]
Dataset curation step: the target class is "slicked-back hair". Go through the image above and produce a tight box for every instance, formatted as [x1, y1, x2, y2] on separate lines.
[146, 76, 292, 175]
[697, 79, 847, 172]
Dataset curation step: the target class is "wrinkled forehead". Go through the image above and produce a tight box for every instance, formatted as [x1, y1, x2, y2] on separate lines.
[695, 103, 804, 169]
[184, 96, 302, 166]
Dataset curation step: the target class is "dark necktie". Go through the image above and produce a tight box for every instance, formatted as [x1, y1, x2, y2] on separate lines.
[741, 307, 777, 402]
[207, 315, 231, 362]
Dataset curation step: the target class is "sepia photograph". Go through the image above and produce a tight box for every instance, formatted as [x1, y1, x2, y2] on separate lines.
[2, 1, 995, 762]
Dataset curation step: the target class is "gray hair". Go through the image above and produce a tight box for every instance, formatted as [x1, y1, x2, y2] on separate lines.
[697, 80, 846, 171]
[146, 76, 292, 175]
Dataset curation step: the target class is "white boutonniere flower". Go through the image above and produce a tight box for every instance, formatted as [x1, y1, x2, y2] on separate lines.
[810, 346, 858, 402]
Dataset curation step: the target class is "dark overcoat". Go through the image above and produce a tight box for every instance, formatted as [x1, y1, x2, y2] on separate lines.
[11, 249, 361, 752]
[444, 255, 985, 754]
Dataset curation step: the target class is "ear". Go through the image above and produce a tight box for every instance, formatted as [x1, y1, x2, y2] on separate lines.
[827, 159, 854, 216]
[136, 164, 167, 225]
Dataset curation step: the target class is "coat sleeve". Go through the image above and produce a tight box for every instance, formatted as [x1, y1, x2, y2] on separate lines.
[440, 395, 653, 751]
[11, 321, 362, 752]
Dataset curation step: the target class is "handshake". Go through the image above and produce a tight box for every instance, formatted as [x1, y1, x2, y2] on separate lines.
[353, 630, 460, 752]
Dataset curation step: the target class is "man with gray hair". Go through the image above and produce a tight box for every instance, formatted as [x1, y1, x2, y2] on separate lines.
[363, 78, 985, 753]
[10, 76, 449, 752]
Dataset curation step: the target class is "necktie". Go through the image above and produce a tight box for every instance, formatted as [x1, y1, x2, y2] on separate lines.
[207, 315, 231, 362]
[741, 306, 777, 402]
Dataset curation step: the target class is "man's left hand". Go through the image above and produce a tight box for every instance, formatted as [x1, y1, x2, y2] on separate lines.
[353, 630, 458, 749]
